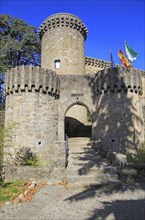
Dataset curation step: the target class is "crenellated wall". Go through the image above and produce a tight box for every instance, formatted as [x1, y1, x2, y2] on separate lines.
[85, 58, 145, 134]
[92, 67, 142, 94]
[38, 13, 88, 40]
[85, 56, 111, 74]
[39, 13, 88, 75]
[5, 66, 60, 95]
[4, 66, 60, 165]
[92, 67, 144, 157]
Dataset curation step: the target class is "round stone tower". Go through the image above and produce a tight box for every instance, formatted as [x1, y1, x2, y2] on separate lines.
[38, 13, 88, 75]
[92, 67, 144, 159]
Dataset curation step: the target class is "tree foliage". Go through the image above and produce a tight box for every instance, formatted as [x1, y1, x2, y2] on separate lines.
[0, 14, 41, 73]
[0, 14, 41, 109]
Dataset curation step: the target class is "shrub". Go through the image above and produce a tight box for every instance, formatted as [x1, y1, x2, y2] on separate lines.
[127, 142, 145, 163]
[87, 111, 92, 122]
[24, 154, 40, 166]
[14, 147, 40, 166]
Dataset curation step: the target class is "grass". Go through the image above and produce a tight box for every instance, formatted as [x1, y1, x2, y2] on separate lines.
[0, 179, 28, 204]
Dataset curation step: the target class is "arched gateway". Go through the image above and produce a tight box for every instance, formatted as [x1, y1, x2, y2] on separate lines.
[65, 102, 92, 138]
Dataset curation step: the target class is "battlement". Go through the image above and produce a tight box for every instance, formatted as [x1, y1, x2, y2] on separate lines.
[38, 13, 88, 40]
[93, 67, 142, 95]
[86, 57, 110, 69]
[86, 56, 145, 75]
[5, 66, 60, 96]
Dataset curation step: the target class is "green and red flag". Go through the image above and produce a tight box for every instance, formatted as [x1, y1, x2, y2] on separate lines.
[124, 41, 139, 63]
[118, 49, 132, 68]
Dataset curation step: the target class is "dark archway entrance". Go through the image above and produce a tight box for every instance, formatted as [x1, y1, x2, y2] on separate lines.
[65, 103, 92, 138]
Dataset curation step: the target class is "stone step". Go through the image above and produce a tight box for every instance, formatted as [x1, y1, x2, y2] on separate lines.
[50, 137, 120, 190]
[48, 172, 118, 186]
[48, 176, 120, 190]
[65, 166, 117, 176]
[68, 153, 100, 159]
[68, 137, 91, 141]
[67, 162, 108, 169]
[47, 177, 121, 190]
[68, 147, 94, 153]
[48, 166, 119, 190]
[68, 141, 91, 146]
[66, 179, 122, 190]
[67, 153, 108, 166]
[68, 153, 105, 161]
[67, 172, 118, 183]
[68, 142, 91, 145]
[68, 141, 91, 145]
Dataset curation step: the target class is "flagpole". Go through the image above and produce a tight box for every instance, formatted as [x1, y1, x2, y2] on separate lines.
[110, 49, 113, 68]
[125, 41, 137, 69]
[124, 40, 126, 56]
[124, 41, 132, 70]
[124, 41, 128, 71]
[110, 49, 111, 68]
[118, 47, 121, 66]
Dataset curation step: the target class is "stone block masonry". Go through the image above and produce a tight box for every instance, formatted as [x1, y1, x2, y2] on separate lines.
[92, 67, 144, 158]
[0, 110, 5, 127]
[4, 66, 60, 166]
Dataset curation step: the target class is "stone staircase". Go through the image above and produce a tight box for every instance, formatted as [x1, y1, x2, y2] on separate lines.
[50, 137, 120, 189]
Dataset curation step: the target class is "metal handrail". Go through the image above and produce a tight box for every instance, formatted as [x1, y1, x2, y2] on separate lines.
[65, 134, 68, 168]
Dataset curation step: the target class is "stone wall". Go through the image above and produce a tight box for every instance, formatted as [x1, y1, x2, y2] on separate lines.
[0, 110, 5, 182]
[85, 56, 110, 74]
[4, 66, 60, 166]
[141, 74, 145, 130]
[92, 67, 144, 158]
[57, 74, 95, 141]
[66, 104, 88, 125]
[4, 165, 53, 182]
[0, 110, 5, 127]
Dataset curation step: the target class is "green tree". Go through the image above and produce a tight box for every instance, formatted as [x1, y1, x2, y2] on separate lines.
[0, 14, 41, 73]
[0, 14, 41, 108]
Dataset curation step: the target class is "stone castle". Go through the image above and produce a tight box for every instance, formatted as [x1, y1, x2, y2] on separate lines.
[4, 13, 145, 169]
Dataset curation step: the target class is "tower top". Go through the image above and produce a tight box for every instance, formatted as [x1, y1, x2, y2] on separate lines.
[38, 12, 88, 40]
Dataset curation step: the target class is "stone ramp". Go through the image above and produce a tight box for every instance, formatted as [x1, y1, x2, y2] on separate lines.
[50, 137, 120, 189]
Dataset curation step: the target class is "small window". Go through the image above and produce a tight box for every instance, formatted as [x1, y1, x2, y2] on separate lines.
[54, 59, 61, 69]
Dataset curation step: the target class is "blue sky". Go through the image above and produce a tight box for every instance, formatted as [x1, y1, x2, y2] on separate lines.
[1, 0, 145, 70]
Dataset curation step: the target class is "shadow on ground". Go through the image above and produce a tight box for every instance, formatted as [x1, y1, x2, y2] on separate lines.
[86, 198, 145, 220]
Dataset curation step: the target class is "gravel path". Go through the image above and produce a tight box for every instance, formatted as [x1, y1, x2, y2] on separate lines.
[0, 181, 145, 220]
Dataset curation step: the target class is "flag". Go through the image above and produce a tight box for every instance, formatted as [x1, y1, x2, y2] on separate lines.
[118, 49, 132, 68]
[110, 50, 115, 68]
[124, 41, 139, 63]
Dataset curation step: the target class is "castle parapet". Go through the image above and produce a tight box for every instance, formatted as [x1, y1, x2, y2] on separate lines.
[86, 57, 110, 69]
[93, 67, 142, 95]
[5, 66, 60, 96]
[38, 13, 88, 40]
